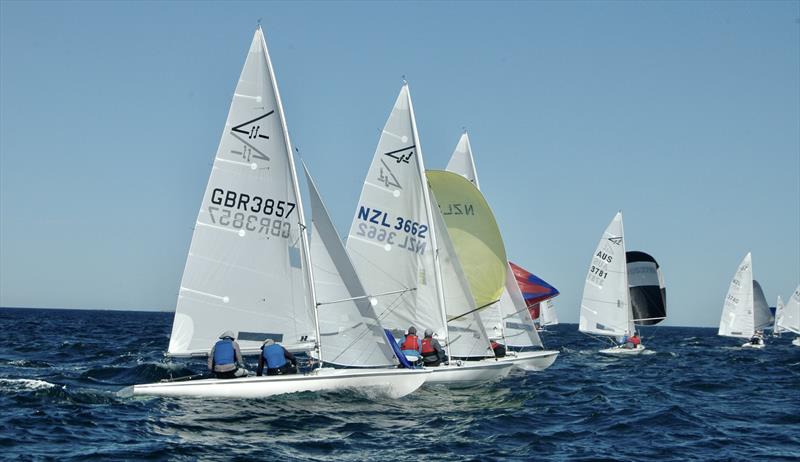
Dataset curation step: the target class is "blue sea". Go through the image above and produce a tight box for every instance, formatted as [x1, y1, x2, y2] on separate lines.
[1, 308, 798, 461]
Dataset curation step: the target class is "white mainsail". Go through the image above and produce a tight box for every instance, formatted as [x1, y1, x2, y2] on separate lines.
[579, 212, 633, 338]
[305, 166, 396, 367]
[773, 296, 785, 334]
[445, 133, 480, 189]
[346, 85, 445, 340]
[718, 253, 774, 339]
[444, 133, 544, 348]
[779, 286, 800, 334]
[540, 299, 559, 326]
[169, 27, 315, 356]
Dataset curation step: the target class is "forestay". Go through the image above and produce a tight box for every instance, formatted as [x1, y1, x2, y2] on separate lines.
[346, 86, 444, 339]
[579, 212, 633, 337]
[718, 253, 756, 338]
[169, 28, 314, 356]
[626, 251, 667, 325]
[426, 170, 507, 313]
[305, 166, 396, 367]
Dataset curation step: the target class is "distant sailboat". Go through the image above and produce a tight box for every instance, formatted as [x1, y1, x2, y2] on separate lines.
[444, 133, 559, 371]
[538, 299, 559, 330]
[718, 252, 773, 349]
[772, 295, 785, 337]
[776, 286, 800, 346]
[579, 212, 660, 355]
[508, 261, 560, 329]
[133, 27, 429, 398]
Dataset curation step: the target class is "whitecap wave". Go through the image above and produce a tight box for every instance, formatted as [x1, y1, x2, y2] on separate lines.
[0, 378, 62, 392]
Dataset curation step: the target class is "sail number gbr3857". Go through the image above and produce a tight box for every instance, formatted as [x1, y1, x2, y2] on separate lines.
[206, 188, 295, 238]
[354, 206, 427, 255]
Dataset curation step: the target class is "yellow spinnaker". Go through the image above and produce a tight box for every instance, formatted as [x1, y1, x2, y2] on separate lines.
[426, 170, 507, 310]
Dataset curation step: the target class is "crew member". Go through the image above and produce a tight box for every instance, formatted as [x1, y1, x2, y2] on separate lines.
[208, 330, 247, 379]
[257, 339, 298, 376]
[421, 328, 447, 367]
[400, 326, 422, 362]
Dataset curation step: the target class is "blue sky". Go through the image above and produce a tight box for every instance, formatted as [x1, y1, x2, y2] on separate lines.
[1, 1, 798, 327]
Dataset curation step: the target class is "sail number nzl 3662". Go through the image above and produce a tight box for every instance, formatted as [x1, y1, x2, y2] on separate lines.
[207, 188, 295, 238]
[355, 205, 427, 255]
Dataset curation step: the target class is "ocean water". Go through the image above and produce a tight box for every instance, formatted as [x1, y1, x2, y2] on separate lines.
[0, 308, 798, 461]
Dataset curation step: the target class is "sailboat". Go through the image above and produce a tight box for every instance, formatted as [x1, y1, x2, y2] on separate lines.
[776, 285, 800, 346]
[133, 27, 429, 398]
[579, 212, 664, 355]
[773, 295, 785, 337]
[444, 133, 559, 371]
[346, 86, 513, 386]
[507, 261, 560, 330]
[718, 252, 774, 349]
[538, 299, 559, 330]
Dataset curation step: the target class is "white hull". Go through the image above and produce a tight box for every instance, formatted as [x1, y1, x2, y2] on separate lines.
[793, 337, 800, 347]
[132, 368, 430, 399]
[599, 344, 646, 356]
[497, 350, 559, 371]
[424, 359, 513, 387]
[741, 342, 765, 349]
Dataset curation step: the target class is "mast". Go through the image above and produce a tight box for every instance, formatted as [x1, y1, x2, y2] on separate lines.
[619, 211, 634, 337]
[259, 27, 322, 364]
[406, 83, 451, 361]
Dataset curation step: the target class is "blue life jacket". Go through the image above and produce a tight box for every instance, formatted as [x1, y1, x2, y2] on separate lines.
[213, 339, 236, 366]
[263, 344, 287, 369]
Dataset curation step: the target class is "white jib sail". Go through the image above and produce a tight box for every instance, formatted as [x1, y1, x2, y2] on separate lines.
[752, 280, 774, 331]
[305, 165, 396, 367]
[169, 28, 315, 356]
[718, 252, 755, 338]
[540, 299, 559, 326]
[579, 212, 633, 337]
[779, 286, 800, 334]
[498, 262, 543, 348]
[431, 198, 492, 358]
[773, 296, 785, 334]
[346, 85, 445, 340]
[445, 132, 480, 189]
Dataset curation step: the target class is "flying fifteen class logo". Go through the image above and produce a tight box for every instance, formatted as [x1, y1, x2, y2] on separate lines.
[384, 145, 415, 164]
[608, 236, 623, 245]
[229, 111, 274, 163]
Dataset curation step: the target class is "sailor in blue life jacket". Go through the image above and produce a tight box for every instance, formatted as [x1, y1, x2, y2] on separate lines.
[208, 331, 248, 379]
[257, 339, 298, 376]
[421, 328, 447, 367]
[399, 326, 422, 363]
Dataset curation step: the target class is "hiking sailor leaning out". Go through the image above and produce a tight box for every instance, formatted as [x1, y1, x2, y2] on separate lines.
[208, 330, 248, 379]
[257, 339, 298, 376]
